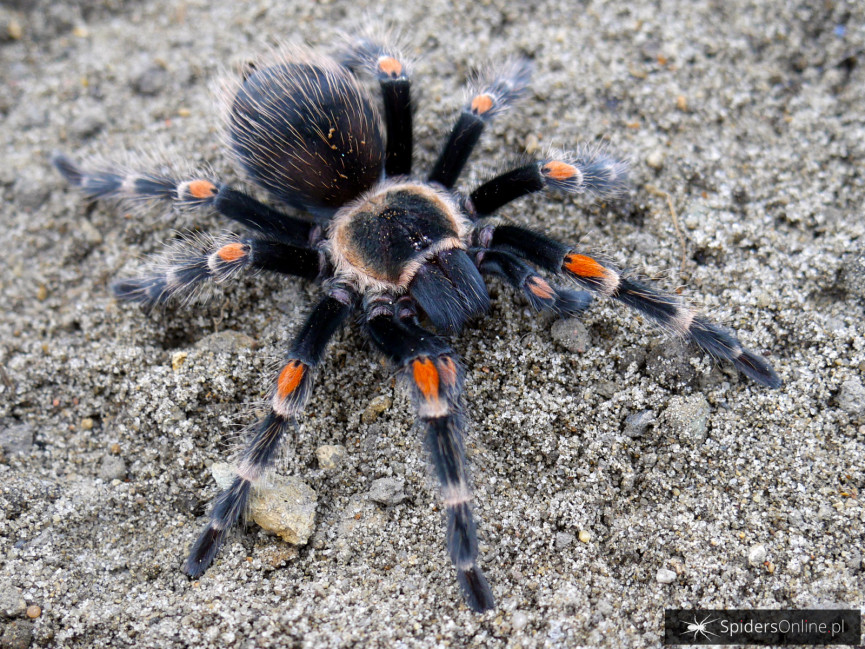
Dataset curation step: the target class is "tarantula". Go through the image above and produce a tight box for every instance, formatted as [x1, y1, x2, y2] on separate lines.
[54, 37, 781, 612]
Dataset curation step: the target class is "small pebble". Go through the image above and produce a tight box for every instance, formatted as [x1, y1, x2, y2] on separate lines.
[368, 477, 407, 505]
[551, 317, 590, 353]
[646, 339, 697, 387]
[194, 330, 256, 353]
[838, 378, 865, 418]
[0, 585, 26, 617]
[0, 620, 32, 649]
[656, 568, 677, 584]
[14, 175, 51, 211]
[98, 455, 126, 481]
[663, 394, 710, 444]
[837, 253, 865, 299]
[7, 18, 23, 41]
[578, 530, 591, 543]
[80, 418, 94, 430]
[623, 410, 656, 437]
[646, 149, 665, 170]
[171, 351, 188, 372]
[25, 605, 40, 619]
[0, 423, 34, 456]
[555, 532, 575, 549]
[69, 108, 104, 139]
[362, 395, 392, 424]
[316, 444, 347, 470]
[250, 477, 317, 545]
[512, 611, 529, 630]
[254, 544, 299, 569]
[748, 544, 767, 566]
[132, 66, 168, 95]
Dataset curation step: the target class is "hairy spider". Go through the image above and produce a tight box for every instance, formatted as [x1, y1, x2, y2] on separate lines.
[54, 36, 782, 612]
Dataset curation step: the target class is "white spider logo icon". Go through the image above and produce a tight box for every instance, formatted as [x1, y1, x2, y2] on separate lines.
[685, 614, 719, 641]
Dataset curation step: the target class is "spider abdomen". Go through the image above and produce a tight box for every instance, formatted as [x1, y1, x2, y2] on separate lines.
[227, 58, 384, 217]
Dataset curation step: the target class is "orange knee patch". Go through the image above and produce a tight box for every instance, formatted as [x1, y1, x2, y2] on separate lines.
[526, 276, 555, 299]
[377, 56, 403, 77]
[276, 361, 306, 400]
[187, 179, 217, 199]
[217, 242, 247, 263]
[412, 357, 440, 401]
[563, 254, 607, 279]
[542, 161, 578, 182]
[470, 94, 494, 115]
[436, 356, 458, 387]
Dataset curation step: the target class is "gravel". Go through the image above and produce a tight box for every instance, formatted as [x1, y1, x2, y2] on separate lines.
[1, 0, 863, 647]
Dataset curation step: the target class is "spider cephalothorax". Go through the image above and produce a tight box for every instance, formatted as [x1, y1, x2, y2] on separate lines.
[54, 35, 781, 613]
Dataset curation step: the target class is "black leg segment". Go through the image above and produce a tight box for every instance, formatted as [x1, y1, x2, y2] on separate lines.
[339, 37, 413, 177]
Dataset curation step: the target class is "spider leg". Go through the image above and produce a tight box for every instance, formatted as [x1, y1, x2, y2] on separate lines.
[364, 297, 494, 612]
[113, 233, 325, 307]
[428, 59, 531, 189]
[473, 222, 782, 388]
[466, 147, 628, 218]
[340, 38, 413, 177]
[183, 284, 355, 578]
[471, 247, 591, 316]
[52, 154, 314, 246]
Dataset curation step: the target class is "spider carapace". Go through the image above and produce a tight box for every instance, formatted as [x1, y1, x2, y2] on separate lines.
[54, 36, 781, 612]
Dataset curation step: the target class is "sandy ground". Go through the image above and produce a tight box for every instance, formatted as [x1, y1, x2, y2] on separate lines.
[1, 0, 863, 647]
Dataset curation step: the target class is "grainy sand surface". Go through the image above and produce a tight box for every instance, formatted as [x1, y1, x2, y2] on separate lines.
[1, 1, 863, 647]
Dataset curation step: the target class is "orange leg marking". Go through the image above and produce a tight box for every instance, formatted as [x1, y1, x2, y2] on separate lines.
[217, 243, 247, 263]
[542, 161, 578, 181]
[276, 361, 306, 400]
[436, 356, 458, 387]
[563, 254, 607, 279]
[526, 276, 555, 299]
[470, 94, 494, 115]
[188, 179, 217, 199]
[378, 56, 403, 77]
[412, 357, 440, 401]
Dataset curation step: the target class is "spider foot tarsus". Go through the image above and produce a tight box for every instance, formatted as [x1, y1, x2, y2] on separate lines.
[457, 566, 495, 613]
[184, 473, 255, 578]
[51, 152, 216, 207]
[467, 147, 628, 218]
[51, 153, 314, 245]
[429, 58, 532, 188]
